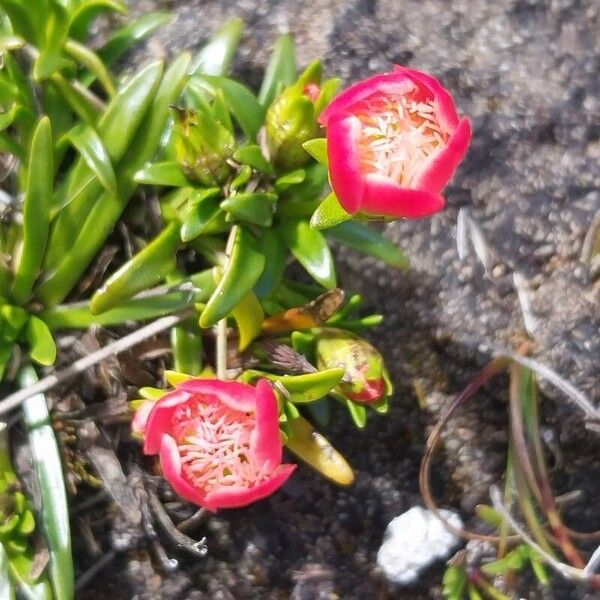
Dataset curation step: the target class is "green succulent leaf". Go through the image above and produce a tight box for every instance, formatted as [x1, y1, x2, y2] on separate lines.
[38, 52, 192, 305]
[49, 73, 101, 126]
[0, 0, 38, 44]
[310, 192, 351, 230]
[59, 123, 117, 196]
[290, 331, 315, 360]
[97, 12, 172, 66]
[34, 4, 71, 80]
[274, 169, 305, 190]
[345, 397, 367, 429]
[91, 222, 181, 314]
[63, 38, 116, 97]
[481, 549, 525, 576]
[232, 144, 274, 175]
[326, 221, 409, 269]
[12, 116, 53, 304]
[180, 191, 223, 242]
[284, 414, 354, 486]
[189, 18, 244, 77]
[0, 102, 19, 131]
[220, 192, 277, 227]
[279, 219, 336, 289]
[258, 33, 296, 107]
[67, 0, 127, 41]
[302, 138, 327, 165]
[26, 316, 56, 366]
[442, 565, 468, 600]
[171, 317, 203, 376]
[199, 225, 265, 327]
[210, 88, 234, 133]
[42, 269, 216, 329]
[231, 289, 263, 351]
[193, 75, 264, 140]
[242, 368, 345, 403]
[253, 229, 287, 298]
[134, 161, 190, 187]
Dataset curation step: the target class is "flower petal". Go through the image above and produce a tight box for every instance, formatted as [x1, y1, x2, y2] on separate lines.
[250, 379, 282, 470]
[203, 464, 296, 509]
[158, 433, 211, 509]
[393, 65, 460, 130]
[131, 400, 155, 436]
[412, 117, 472, 194]
[326, 114, 365, 214]
[143, 390, 191, 455]
[176, 379, 257, 412]
[319, 73, 414, 126]
[361, 173, 445, 218]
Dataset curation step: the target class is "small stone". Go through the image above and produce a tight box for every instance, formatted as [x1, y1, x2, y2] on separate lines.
[376, 506, 462, 585]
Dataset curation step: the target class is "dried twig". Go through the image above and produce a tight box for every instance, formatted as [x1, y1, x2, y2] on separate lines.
[147, 489, 207, 558]
[0, 311, 193, 416]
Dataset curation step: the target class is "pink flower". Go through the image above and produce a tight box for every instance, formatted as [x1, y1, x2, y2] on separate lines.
[318, 65, 472, 218]
[134, 379, 296, 511]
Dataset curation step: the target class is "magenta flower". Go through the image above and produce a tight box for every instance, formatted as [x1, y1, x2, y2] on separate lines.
[318, 65, 472, 218]
[134, 379, 296, 511]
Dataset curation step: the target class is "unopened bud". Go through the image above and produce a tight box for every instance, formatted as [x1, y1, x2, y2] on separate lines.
[315, 328, 391, 404]
[172, 106, 235, 186]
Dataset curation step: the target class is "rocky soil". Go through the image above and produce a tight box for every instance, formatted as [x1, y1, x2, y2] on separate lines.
[83, 1, 600, 598]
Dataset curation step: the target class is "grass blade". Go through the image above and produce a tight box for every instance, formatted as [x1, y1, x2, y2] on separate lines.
[17, 366, 73, 600]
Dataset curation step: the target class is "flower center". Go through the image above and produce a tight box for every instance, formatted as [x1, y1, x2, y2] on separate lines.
[356, 93, 450, 186]
[171, 396, 270, 494]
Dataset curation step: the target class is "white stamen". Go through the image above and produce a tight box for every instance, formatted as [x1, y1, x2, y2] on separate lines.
[357, 95, 451, 186]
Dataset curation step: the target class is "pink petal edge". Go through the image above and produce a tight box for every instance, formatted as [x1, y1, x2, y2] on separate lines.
[362, 174, 445, 218]
[412, 117, 472, 194]
[143, 390, 191, 455]
[203, 464, 297, 510]
[250, 379, 282, 470]
[131, 400, 155, 436]
[392, 65, 460, 130]
[326, 113, 365, 214]
[176, 379, 257, 412]
[319, 72, 414, 126]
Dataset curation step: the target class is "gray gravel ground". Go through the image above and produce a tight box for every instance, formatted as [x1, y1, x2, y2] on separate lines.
[105, 1, 600, 598]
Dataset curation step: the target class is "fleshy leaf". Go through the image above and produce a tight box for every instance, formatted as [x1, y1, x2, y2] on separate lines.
[302, 138, 328, 165]
[310, 192, 351, 230]
[326, 221, 409, 269]
[285, 415, 354, 486]
[258, 33, 296, 107]
[134, 161, 190, 187]
[220, 192, 276, 227]
[26, 316, 56, 366]
[278, 219, 336, 289]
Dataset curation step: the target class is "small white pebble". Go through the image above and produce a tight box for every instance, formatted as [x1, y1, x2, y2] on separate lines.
[376, 506, 462, 585]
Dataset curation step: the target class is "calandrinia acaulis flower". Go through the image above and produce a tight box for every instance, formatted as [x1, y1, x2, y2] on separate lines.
[134, 378, 295, 511]
[319, 66, 471, 218]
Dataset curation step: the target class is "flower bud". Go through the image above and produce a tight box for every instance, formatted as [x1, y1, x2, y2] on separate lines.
[172, 106, 235, 186]
[315, 328, 391, 404]
[265, 60, 336, 172]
